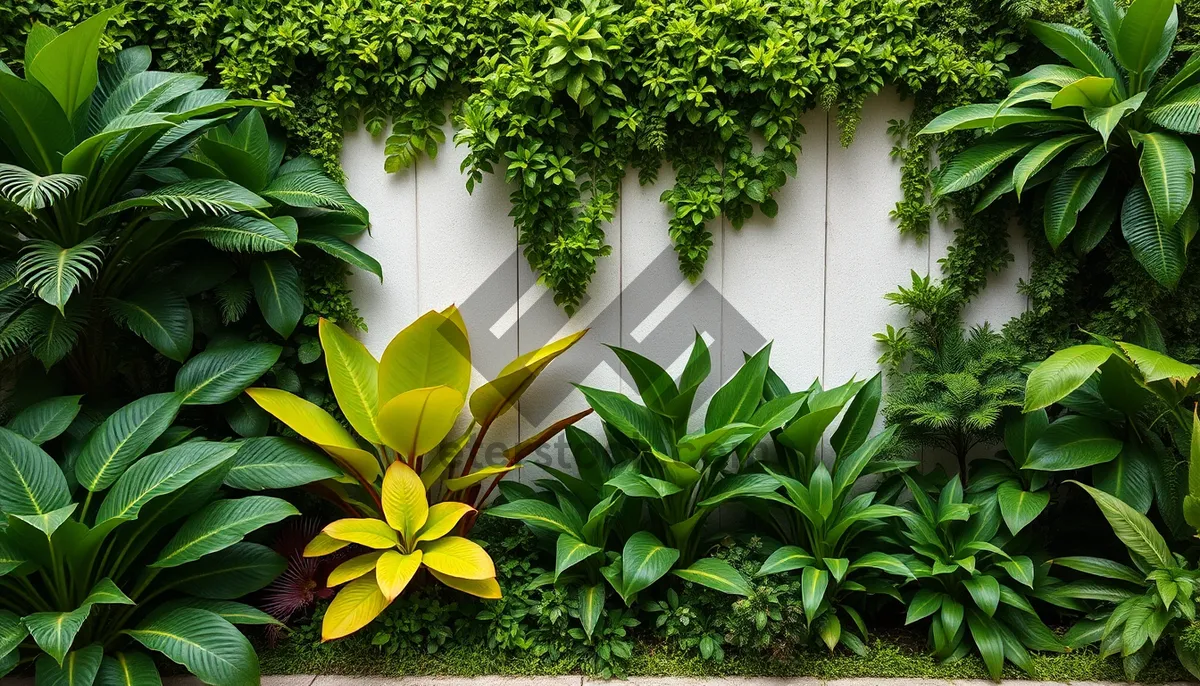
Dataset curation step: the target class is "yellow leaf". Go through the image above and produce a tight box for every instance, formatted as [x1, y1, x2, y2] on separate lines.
[320, 318, 382, 445]
[246, 387, 359, 450]
[429, 570, 502, 599]
[322, 573, 390, 641]
[377, 386, 464, 460]
[443, 464, 520, 491]
[420, 426, 472, 489]
[323, 518, 398, 549]
[381, 461, 428, 544]
[303, 532, 349, 558]
[415, 502, 474, 543]
[441, 305, 468, 339]
[327, 551, 384, 587]
[319, 443, 382, 484]
[376, 550, 422, 601]
[418, 535, 496, 580]
[469, 329, 586, 428]
[378, 311, 471, 404]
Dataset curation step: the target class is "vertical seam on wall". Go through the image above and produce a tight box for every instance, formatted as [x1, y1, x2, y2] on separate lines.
[821, 109, 830, 385]
[413, 157, 421, 308]
[618, 175, 624, 394]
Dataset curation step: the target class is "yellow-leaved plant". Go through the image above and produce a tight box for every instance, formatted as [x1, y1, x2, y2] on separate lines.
[308, 461, 499, 640]
[243, 306, 588, 637]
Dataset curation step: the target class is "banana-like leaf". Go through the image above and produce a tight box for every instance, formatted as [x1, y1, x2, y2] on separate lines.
[128, 608, 259, 685]
[224, 437, 340, 490]
[174, 342, 281, 406]
[1025, 344, 1114, 411]
[919, 104, 1079, 134]
[1116, 0, 1175, 76]
[0, 425, 70, 516]
[249, 256, 303, 338]
[108, 289, 193, 362]
[0, 72, 73, 174]
[1135, 131, 1195, 232]
[673, 557, 752, 596]
[1148, 84, 1200, 134]
[934, 139, 1035, 196]
[76, 393, 182, 493]
[97, 652, 162, 686]
[319, 318, 381, 444]
[5, 395, 81, 444]
[1084, 93, 1146, 146]
[1044, 160, 1109, 247]
[161, 542, 284, 600]
[1028, 20, 1124, 84]
[1072, 480, 1173, 569]
[152, 495, 298, 567]
[26, 7, 120, 123]
[1121, 183, 1187, 287]
[96, 441, 237, 524]
[34, 644, 103, 685]
[1051, 76, 1117, 109]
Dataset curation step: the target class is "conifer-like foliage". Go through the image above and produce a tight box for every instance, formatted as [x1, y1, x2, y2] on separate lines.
[876, 272, 1025, 478]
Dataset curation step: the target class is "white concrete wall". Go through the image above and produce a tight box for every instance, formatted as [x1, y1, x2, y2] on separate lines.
[340, 89, 1031, 468]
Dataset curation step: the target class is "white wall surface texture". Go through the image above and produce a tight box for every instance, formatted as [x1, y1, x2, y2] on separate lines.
[340, 89, 1031, 475]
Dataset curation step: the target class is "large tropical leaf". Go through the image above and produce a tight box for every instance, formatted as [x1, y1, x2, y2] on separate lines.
[486, 499, 581, 537]
[152, 496, 297, 567]
[1044, 161, 1109, 247]
[1116, 0, 1176, 76]
[1072, 481, 1173, 569]
[0, 426, 70, 516]
[0, 72, 73, 174]
[26, 7, 120, 123]
[1121, 184, 1187, 287]
[934, 140, 1034, 196]
[249, 257, 303, 338]
[377, 386, 463, 460]
[95, 441, 237, 524]
[174, 342, 281, 405]
[261, 170, 368, 223]
[6, 395, 81, 445]
[87, 180, 269, 222]
[919, 104, 1080, 134]
[183, 215, 297, 253]
[319, 318, 381, 444]
[469, 330, 586, 430]
[298, 233, 382, 280]
[108, 289, 194, 362]
[705, 342, 771, 431]
[161, 543, 285, 600]
[1051, 76, 1118, 108]
[1148, 84, 1200, 134]
[75, 392, 182, 493]
[96, 651, 163, 686]
[1024, 344, 1114, 410]
[379, 309, 472, 402]
[1028, 21, 1124, 83]
[1011, 134, 1093, 199]
[128, 608, 259, 686]
[35, 644, 104, 686]
[673, 558, 752, 596]
[620, 531, 679, 599]
[1137, 131, 1195, 231]
[1084, 93, 1146, 146]
[0, 164, 83, 210]
[1025, 415, 1123, 471]
[225, 437, 340, 490]
[243, 387, 380, 482]
[16, 238, 104, 312]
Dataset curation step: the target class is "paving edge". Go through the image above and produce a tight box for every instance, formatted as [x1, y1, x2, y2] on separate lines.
[4, 678, 1199, 685]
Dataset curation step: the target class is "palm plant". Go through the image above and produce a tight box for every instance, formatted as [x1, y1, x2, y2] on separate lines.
[0, 343, 335, 684]
[923, 0, 1198, 287]
[0, 11, 376, 389]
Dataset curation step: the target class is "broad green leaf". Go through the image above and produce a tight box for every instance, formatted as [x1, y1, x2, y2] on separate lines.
[1084, 93, 1146, 146]
[175, 342, 281, 406]
[1117, 341, 1200, 382]
[906, 589, 944, 624]
[163, 543, 285, 600]
[1044, 160, 1109, 247]
[1073, 480, 1173, 569]
[0, 611, 26, 657]
[1095, 442, 1154, 513]
[1121, 184, 1187, 287]
[97, 442, 236, 523]
[1025, 415, 1123, 471]
[1051, 76, 1117, 108]
[1004, 408, 1049, 466]
[1012, 134, 1093, 199]
[705, 342, 771, 431]
[224, 437, 340, 490]
[152, 496, 298, 567]
[1148, 84, 1200, 133]
[250, 257, 303, 338]
[997, 482, 1050, 534]
[555, 534, 601, 579]
[0, 426, 70, 516]
[27, 7, 119, 122]
[830, 372, 882, 457]
[1028, 21, 1124, 83]
[23, 607, 89, 665]
[934, 139, 1034, 196]
[319, 318, 381, 444]
[609, 345, 678, 415]
[575, 385, 671, 454]
[579, 584, 604, 639]
[1088, 0, 1125, 61]
[1116, 0, 1176, 76]
[1053, 556, 1144, 584]
[1024, 344, 1114, 410]
[832, 426, 895, 500]
[919, 104, 1079, 134]
[964, 574, 1001, 616]
[801, 566, 829, 623]
[298, 234, 383, 281]
[14, 503, 76, 536]
[849, 551, 913, 578]
[97, 652, 162, 686]
[621, 531, 679, 598]
[128, 608, 259, 685]
[5, 395, 81, 445]
[377, 386, 464, 460]
[673, 558, 752, 596]
[109, 289, 193, 362]
[0, 72, 73, 174]
[967, 609, 1006, 679]
[486, 499, 580, 537]
[35, 644, 103, 686]
[183, 214, 297, 253]
[678, 423, 756, 464]
[696, 472, 781, 507]
[76, 393, 182, 492]
[379, 309, 471, 403]
[262, 170, 368, 223]
[998, 556, 1037, 588]
[1075, 189, 1122, 253]
[1136, 131, 1195, 232]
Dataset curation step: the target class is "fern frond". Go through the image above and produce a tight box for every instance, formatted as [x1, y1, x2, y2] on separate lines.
[0, 164, 85, 211]
[27, 302, 86, 367]
[215, 277, 252, 324]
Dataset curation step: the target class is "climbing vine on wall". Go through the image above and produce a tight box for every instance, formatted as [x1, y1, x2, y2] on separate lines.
[0, 0, 1022, 312]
